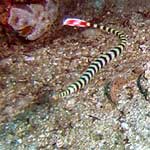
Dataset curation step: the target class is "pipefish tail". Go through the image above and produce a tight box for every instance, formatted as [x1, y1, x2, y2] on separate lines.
[52, 18, 127, 99]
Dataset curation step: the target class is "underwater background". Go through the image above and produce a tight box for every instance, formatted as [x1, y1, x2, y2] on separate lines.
[0, 0, 150, 149]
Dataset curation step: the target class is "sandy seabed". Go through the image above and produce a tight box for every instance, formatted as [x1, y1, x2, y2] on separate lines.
[0, 2, 150, 150]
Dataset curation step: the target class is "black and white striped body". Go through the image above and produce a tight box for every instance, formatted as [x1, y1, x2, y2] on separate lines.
[53, 23, 127, 99]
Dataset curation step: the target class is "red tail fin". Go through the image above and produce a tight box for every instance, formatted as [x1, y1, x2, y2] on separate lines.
[63, 18, 90, 27]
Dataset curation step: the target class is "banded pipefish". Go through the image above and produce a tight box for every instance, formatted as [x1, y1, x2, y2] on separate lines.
[52, 18, 127, 99]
